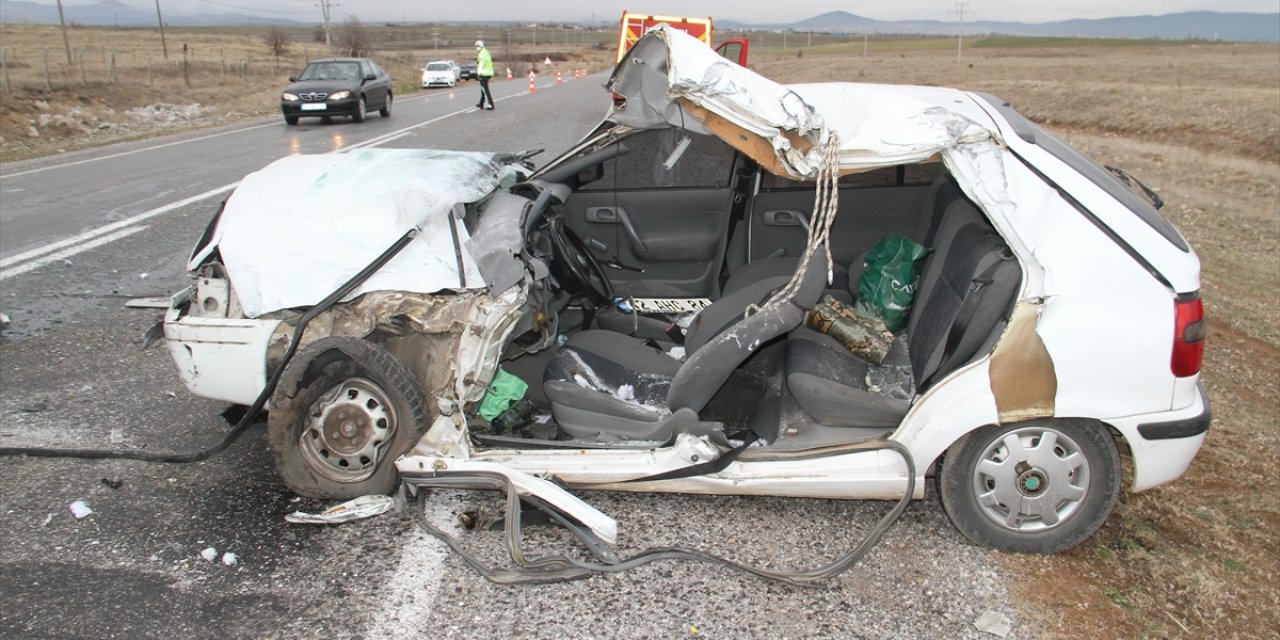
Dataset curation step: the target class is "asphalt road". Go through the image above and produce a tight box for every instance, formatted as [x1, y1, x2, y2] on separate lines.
[0, 74, 1023, 639]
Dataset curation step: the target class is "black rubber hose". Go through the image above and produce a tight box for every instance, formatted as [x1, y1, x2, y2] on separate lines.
[0, 228, 422, 463]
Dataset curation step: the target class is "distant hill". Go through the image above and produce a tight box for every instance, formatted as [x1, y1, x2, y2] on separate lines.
[0, 0, 303, 26]
[720, 10, 1280, 43]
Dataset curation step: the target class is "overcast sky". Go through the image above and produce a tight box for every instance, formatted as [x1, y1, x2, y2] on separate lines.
[44, 0, 1280, 24]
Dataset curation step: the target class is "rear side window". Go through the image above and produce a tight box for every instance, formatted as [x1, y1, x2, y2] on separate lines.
[579, 129, 736, 190]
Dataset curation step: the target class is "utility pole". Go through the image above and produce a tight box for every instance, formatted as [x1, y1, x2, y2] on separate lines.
[951, 2, 973, 62]
[56, 0, 72, 64]
[154, 0, 168, 60]
[317, 0, 335, 50]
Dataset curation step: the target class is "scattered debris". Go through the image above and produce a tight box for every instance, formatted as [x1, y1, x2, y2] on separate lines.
[139, 273, 149, 280]
[974, 610, 1012, 638]
[41, 513, 54, 527]
[108, 430, 124, 445]
[20, 401, 47, 413]
[0, 312, 10, 329]
[199, 547, 218, 562]
[68, 500, 93, 519]
[285, 494, 395, 524]
[100, 478, 124, 489]
[221, 552, 238, 566]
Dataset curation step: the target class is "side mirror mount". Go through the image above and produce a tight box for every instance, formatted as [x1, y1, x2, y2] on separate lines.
[363, 73, 377, 82]
[288, 76, 298, 82]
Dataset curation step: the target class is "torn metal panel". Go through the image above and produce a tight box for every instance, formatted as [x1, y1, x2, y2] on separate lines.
[465, 191, 532, 296]
[989, 301, 1057, 422]
[609, 26, 992, 180]
[209, 149, 530, 318]
[261, 290, 483, 369]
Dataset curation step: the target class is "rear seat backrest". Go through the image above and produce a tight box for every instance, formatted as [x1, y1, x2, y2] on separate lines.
[907, 200, 987, 339]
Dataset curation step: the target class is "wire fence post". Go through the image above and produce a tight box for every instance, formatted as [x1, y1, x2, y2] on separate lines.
[109, 49, 116, 84]
[1, 47, 10, 93]
[147, 53, 153, 87]
[182, 43, 189, 88]
[78, 47, 85, 85]
[219, 48, 225, 81]
[43, 48, 51, 91]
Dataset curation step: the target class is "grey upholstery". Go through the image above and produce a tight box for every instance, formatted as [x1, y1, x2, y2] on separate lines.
[785, 195, 1021, 428]
[722, 257, 850, 298]
[544, 246, 831, 441]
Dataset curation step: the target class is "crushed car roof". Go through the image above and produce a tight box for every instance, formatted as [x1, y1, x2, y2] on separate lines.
[607, 25, 996, 179]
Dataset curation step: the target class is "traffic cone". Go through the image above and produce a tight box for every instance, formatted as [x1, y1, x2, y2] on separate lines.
[528, 70, 536, 94]
[556, 70, 562, 84]
[506, 67, 512, 81]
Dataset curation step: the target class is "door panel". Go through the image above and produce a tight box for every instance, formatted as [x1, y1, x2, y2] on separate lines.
[558, 128, 741, 298]
[563, 189, 732, 297]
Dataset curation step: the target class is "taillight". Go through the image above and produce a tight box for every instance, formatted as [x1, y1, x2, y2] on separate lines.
[1171, 293, 1205, 377]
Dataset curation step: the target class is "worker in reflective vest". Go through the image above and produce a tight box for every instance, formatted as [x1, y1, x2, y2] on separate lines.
[475, 40, 495, 110]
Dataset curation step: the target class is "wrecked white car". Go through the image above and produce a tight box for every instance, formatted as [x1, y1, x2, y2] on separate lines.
[163, 27, 1208, 560]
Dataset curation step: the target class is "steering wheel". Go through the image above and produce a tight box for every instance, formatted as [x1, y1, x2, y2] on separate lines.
[546, 215, 614, 306]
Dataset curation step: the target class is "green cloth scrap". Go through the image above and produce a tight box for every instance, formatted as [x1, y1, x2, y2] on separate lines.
[477, 369, 528, 420]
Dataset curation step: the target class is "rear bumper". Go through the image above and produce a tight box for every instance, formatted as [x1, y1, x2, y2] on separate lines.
[1113, 382, 1212, 492]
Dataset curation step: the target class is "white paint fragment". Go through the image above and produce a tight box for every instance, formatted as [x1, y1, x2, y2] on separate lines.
[221, 552, 238, 566]
[41, 513, 54, 527]
[667, 346, 686, 360]
[974, 610, 1012, 638]
[68, 500, 92, 519]
[200, 547, 218, 562]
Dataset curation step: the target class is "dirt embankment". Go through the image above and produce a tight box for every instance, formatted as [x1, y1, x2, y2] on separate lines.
[756, 41, 1280, 640]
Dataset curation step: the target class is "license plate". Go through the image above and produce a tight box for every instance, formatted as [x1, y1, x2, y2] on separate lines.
[630, 298, 712, 314]
[300, 103, 327, 111]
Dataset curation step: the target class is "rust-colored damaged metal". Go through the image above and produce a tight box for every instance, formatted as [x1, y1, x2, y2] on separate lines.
[989, 302, 1057, 422]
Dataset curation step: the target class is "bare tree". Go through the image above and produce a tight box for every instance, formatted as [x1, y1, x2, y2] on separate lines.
[264, 27, 291, 56]
[334, 17, 370, 57]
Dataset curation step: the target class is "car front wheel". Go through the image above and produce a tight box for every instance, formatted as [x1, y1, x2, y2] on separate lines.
[352, 97, 367, 123]
[268, 337, 429, 499]
[939, 420, 1121, 553]
[284, 115, 298, 125]
[380, 93, 392, 118]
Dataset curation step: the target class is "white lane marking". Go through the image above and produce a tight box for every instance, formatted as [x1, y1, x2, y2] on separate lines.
[0, 182, 238, 270]
[0, 226, 147, 281]
[1, 82, 559, 278]
[0, 93, 439, 181]
[366, 496, 457, 639]
[0, 123, 277, 180]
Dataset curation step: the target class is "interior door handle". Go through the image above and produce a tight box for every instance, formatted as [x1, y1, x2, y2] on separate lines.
[584, 206, 648, 255]
[763, 209, 811, 231]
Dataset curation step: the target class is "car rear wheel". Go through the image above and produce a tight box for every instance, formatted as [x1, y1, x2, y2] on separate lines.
[352, 97, 367, 123]
[284, 115, 298, 125]
[939, 420, 1120, 553]
[268, 337, 429, 499]
[379, 93, 392, 118]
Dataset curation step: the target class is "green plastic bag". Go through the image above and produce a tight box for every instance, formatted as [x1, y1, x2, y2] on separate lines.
[855, 234, 930, 332]
[477, 369, 529, 421]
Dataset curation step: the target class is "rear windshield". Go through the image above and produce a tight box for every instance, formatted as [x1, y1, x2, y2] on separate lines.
[427, 63, 451, 71]
[976, 93, 1189, 253]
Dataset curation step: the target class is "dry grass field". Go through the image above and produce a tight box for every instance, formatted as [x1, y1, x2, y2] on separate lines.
[753, 39, 1280, 640]
[1, 25, 1277, 639]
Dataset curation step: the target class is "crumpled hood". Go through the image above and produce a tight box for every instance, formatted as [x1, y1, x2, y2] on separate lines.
[607, 26, 993, 179]
[200, 149, 529, 318]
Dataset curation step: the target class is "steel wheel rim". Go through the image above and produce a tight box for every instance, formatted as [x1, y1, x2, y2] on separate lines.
[299, 377, 396, 482]
[972, 426, 1091, 532]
